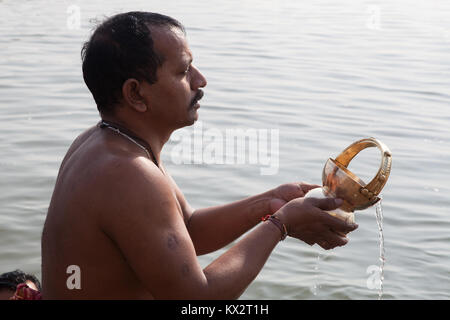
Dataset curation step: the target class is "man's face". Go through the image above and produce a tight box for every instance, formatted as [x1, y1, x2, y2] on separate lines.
[141, 26, 207, 129]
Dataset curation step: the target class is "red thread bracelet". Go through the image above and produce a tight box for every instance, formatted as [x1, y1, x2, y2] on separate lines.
[262, 214, 288, 241]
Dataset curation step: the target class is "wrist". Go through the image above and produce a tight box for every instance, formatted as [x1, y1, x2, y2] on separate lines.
[256, 189, 277, 217]
[272, 210, 289, 236]
[262, 214, 288, 241]
[267, 188, 286, 214]
[240, 190, 277, 227]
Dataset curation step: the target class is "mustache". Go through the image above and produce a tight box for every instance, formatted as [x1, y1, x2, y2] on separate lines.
[190, 90, 204, 107]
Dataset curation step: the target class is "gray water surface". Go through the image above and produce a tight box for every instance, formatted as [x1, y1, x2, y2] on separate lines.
[1, 0, 449, 299]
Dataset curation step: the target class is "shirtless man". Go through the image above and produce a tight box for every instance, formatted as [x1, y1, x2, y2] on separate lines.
[41, 11, 358, 299]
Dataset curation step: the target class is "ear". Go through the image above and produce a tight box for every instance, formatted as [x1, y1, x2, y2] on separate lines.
[121, 79, 147, 113]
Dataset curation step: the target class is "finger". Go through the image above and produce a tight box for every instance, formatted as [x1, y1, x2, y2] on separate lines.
[305, 197, 344, 211]
[298, 183, 321, 195]
[318, 211, 359, 233]
[318, 232, 349, 249]
[326, 231, 349, 247]
[317, 239, 335, 250]
[317, 240, 331, 250]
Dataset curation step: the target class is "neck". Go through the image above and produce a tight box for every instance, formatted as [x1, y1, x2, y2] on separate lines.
[100, 115, 174, 165]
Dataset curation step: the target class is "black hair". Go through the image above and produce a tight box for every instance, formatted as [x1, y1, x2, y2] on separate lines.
[81, 11, 185, 115]
[0, 269, 42, 292]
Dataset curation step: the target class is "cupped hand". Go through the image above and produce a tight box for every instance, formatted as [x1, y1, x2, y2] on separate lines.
[269, 182, 321, 214]
[274, 196, 358, 250]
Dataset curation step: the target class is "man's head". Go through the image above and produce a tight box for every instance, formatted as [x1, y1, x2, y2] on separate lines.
[82, 11, 207, 128]
[0, 269, 41, 299]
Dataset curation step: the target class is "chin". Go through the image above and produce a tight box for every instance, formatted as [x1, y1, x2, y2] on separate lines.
[175, 115, 198, 129]
[186, 117, 198, 126]
[186, 109, 199, 126]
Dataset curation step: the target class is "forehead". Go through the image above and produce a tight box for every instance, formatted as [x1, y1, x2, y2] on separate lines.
[151, 26, 192, 65]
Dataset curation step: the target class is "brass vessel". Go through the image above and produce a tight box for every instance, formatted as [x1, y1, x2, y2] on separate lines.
[322, 137, 392, 213]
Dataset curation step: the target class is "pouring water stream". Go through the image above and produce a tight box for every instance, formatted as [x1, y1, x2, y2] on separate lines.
[374, 199, 385, 300]
[310, 198, 386, 300]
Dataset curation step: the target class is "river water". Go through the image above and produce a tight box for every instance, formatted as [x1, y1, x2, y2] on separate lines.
[1, 0, 449, 299]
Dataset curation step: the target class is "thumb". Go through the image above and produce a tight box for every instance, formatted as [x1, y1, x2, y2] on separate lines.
[299, 183, 322, 195]
[306, 197, 344, 211]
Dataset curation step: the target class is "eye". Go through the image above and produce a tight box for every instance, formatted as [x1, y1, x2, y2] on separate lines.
[181, 63, 192, 75]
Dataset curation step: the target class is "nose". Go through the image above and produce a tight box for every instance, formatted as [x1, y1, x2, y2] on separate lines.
[191, 65, 207, 89]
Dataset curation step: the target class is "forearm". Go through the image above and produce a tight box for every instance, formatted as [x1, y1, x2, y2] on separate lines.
[202, 219, 281, 299]
[187, 190, 274, 255]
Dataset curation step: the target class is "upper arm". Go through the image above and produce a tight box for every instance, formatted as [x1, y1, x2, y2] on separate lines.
[98, 157, 207, 299]
[167, 172, 195, 224]
[160, 163, 195, 223]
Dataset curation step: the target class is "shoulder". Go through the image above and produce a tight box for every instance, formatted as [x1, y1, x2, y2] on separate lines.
[95, 154, 183, 232]
[63, 125, 98, 162]
[98, 155, 174, 203]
